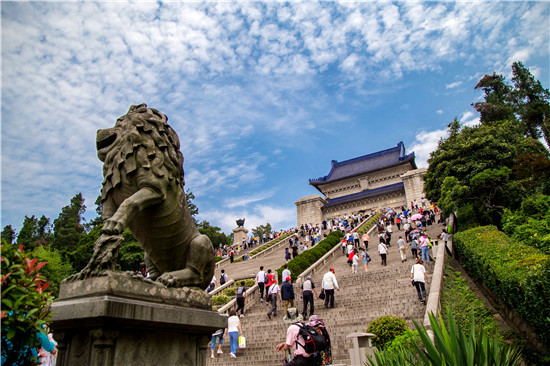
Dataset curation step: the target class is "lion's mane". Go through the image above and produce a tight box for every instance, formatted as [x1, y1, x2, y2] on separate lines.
[101, 104, 184, 201]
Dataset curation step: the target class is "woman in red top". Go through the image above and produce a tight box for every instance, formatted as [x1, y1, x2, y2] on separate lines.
[265, 269, 275, 302]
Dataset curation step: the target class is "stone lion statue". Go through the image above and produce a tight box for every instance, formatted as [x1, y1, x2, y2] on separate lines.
[70, 104, 214, 289]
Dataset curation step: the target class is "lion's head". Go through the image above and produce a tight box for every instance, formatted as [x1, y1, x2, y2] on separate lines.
[96, 104, 184, 201]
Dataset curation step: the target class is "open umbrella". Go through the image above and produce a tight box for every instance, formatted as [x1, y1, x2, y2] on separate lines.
[411, 213, 423, 221]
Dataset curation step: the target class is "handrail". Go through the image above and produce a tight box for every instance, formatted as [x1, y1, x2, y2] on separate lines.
[215, 232, 296, 269]
[423, 214, 453, 330]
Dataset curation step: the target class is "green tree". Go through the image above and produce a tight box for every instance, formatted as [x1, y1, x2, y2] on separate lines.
[473, 61, 550, 147]
[473, 73, 515, 124]
[511, 61, 550, 147]
[52, 193, 86, 259]
[32, 245, 74, 297]
[119, 228, 144, 271]
[424, 119, 548, 226]
[198, 221, 231, 248]
[251, 223, 272, 239]
[17, 215, 40, 251]
[185, 189, 199, 224]
[1, 225, 15, 244]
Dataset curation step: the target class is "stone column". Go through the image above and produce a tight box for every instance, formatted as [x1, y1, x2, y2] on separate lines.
[51, 272, 226, 366]
[232, 226, 249, 246]
[295, 194, 327, 228]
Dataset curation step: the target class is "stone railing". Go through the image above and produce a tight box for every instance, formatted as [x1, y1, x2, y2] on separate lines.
[423, 214, 453, 330]
[215, 232, 296, 269]
[208, 279, 235, 297]
[216, 283, 261, 315]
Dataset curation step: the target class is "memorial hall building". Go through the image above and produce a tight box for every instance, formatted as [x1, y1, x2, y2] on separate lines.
[295, 142, 426, 227]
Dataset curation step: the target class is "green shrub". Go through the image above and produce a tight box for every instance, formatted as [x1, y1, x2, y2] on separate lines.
[385, 328, 420, 353]
[502, 194, 550, 255]
[1, 242, 54, 366]
[367, 315, 408, 349]
[454, 226, 550, 348]
[367, 310, 522, 366]
[276, 230, 344, 282]
[212, 294, 230, 306]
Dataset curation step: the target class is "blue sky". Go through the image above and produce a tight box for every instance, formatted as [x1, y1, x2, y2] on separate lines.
[2, 1, 549, 236]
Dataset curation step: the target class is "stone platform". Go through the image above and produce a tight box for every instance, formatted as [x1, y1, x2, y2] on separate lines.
[52, 272, 226, 366]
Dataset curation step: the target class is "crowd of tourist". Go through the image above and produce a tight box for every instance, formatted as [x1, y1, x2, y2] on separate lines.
[209, 201, 447, 363]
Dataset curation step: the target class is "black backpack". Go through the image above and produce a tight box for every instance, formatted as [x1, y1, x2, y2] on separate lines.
[295, 324, 327, 354]
[220, 273, 226, 285]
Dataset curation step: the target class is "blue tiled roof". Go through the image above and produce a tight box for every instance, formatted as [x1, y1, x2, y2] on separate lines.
[322, 183, 405, 209]
[309, 142, 416, 186]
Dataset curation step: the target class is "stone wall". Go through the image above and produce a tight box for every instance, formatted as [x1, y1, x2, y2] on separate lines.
[401, 167, 427, 206]
[295, 194, 326, 228]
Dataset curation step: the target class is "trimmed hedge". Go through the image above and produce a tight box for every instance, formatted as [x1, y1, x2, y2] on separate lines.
[276, 230, 344, 283]
[357, 213, 382, 236]
[453, 226, 550, 348]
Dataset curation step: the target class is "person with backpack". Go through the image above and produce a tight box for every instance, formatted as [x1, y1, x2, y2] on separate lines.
[306, 315, 332, 365]
[235, 281, 248, 317]
[256, 266, 266, 302]
[275, 308, 314, 365]
[219, 269, 227, 286]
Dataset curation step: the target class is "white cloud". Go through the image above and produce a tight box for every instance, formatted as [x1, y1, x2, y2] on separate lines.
[224, 191, 276, 209]
[445, 81, 462, 89]
[199, 204, 296, 236]
[410, 128, 448, 168]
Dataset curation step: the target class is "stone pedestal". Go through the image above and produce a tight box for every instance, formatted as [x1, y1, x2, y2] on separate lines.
[51, 272, 226, 366]
[232, 226, 249, 246]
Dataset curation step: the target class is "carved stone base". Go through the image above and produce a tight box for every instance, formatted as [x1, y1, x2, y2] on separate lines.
[52, 273, 226, 366]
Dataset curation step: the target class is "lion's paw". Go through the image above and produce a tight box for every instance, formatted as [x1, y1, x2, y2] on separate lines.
[157, 268, 201, 288]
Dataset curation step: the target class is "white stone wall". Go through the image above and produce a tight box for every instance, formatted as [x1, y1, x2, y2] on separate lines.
[295, 195, 326, 228]
[401, 168, 427, 206]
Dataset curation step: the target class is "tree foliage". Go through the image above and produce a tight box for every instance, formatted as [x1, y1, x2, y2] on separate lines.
[424, 119, 547, 226]
[197, 221, 231, 248]
[32, 245, 74, 297]
[473, 61, 550, 147]
[251, 223, 272, 238]
[52, 193, 86, 258]
[1, 225, 15, 245]
[16, 215, 52, 252]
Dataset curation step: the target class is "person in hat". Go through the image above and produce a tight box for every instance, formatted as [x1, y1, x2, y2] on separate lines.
[281, 276, 295, 317]
[321, 268, 339, 309]
[267, 279, 281, 319]
[275, 308, 313, 365]
[307, 315, 333, 365]
[300, 276, 318, 318]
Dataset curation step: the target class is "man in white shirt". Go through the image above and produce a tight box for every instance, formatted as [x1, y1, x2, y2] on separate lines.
[282, 264, 291, 281]
[256, 266, 267, 302]
[321, 268, 339, 309]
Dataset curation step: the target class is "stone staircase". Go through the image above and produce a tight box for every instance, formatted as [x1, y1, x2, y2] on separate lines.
[208, 220, 443, 365]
